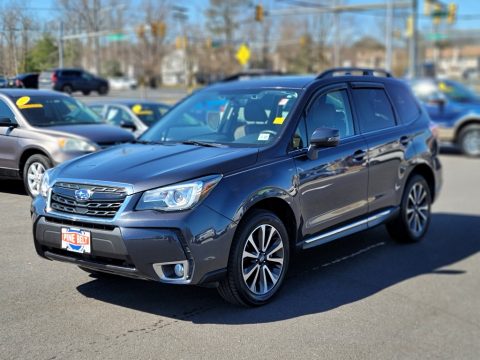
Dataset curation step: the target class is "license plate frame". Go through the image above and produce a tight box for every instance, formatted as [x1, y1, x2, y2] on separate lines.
[61, 227, 91, 254]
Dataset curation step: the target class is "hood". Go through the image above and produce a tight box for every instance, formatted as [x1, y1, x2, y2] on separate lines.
[46, 124, 133, 145]
[53, 143, 259, 193]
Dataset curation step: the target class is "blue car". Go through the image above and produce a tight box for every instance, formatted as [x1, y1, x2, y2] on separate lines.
[409, 79, 480, 156]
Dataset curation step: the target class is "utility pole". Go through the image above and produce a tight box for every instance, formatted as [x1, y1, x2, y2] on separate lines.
[58, 21, 64, 68]
[408, 0, 418, 77]
[333, 0, 340, 67]
[385, 0, 393, 72]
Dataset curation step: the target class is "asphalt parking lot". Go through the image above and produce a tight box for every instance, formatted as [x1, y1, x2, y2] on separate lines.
[0, 152, 479, 360]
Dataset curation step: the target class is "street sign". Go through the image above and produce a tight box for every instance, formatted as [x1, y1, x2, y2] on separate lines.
[106, 33, 127, 41]
[427, 33, 448, 41]
[236, 44, 251, 66]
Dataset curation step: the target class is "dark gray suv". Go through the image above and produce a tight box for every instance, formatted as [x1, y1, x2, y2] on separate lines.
[31, 68, 442, 306]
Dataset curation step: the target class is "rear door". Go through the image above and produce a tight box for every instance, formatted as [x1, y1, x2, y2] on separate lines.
[293, 84, 369, 239]
[350, 82, 412, 213]
[0, 99, 20, 176]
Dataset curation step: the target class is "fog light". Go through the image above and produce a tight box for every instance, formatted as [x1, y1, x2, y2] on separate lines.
[174, 263, 184, 277]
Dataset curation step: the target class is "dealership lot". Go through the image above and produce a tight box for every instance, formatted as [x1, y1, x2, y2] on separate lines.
[0, 153, 479, 359]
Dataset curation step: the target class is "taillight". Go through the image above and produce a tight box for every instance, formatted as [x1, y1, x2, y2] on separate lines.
[51, 72, 58, 83]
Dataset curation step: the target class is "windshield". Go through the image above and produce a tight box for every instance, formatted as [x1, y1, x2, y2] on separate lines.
[140, 88, 299, 147]
[437, 80, 478, 102]
[13, 95, 103, 127]
[130, 103, 170, 126]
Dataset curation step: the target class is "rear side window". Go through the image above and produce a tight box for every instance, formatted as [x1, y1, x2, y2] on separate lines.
[386, 83, 420, 124]
[61, 71, 81, 78]
[352, 88, 396, 133]
[0, 100, 16, 121]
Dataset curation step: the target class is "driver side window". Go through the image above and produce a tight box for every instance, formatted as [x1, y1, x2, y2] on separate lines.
[0, 100, 16, 123]
[305, 89, 355, 140]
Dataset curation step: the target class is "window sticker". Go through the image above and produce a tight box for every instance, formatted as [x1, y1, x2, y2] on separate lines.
[278, 98, 289, 106]
[132, 104, 153, 115]
[438, 82, 453, 93]
[273, 117, 285, 125]
[258, 133, 270, 141]
[16, 96, 43, 109]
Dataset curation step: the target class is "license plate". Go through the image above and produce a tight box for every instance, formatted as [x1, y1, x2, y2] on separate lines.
[61, 228, 91, 254]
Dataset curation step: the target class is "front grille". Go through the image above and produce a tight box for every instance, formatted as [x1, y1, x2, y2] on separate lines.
[49, 182, 128, 218]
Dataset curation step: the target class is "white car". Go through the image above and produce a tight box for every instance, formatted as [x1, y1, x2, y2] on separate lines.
[108, 77, 138, 90]
[88, 100, 171, 138]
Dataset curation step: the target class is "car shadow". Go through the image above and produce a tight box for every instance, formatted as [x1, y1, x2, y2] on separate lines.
[76, 213, 480, 324]
[0, 180, 27, 196]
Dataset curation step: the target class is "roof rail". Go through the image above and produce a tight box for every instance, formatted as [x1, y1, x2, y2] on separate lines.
[316, 67, 393, 79]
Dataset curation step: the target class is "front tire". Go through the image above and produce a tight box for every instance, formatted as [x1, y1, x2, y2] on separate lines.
[23, 154, 52, 198]
[387, 175, 432, 243]
[218, 210, 290, 307]
[458, 124, 480, 157]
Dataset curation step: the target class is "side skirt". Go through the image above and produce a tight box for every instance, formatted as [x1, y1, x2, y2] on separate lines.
[301, 207, 399, 250]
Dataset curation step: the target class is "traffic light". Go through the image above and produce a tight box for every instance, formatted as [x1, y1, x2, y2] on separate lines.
[151, 22, 166, 38]
[136, 25, 145, 38]
[406, 15, 413, 38]
[433, 3, 442, 25]
[255, 4, 264, 22]
[424, 0, 435, 16]
[447, 3, 457, 24]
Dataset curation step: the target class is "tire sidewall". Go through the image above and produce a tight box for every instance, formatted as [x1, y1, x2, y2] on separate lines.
[62, 84, 73, 94]
[230, 210, 290, 306]
[459, 125, 480, 157]
[23, 154, 52, 197]
[400, 175, 432, 242]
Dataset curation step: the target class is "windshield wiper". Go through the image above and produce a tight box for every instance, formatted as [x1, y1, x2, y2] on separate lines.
[181, 140, 224, 148]
[131, 140, 163, 145]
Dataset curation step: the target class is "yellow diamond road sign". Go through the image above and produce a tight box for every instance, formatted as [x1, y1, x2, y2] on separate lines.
[236, 44, 251, 66]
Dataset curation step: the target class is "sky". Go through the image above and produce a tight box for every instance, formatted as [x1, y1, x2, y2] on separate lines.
[2, 0, 480, 33]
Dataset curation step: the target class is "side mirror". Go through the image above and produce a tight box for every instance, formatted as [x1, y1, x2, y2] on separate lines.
[120, 121, 137, 131]
[308, 128, 339, 160]
[0, 117, 17, 128]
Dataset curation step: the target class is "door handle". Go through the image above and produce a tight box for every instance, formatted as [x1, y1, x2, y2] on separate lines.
[400, 136, 411, 146]
[352, 150, 366, 163]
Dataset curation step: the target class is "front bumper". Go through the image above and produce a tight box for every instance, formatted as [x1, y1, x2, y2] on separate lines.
[32, 194, 235, 285]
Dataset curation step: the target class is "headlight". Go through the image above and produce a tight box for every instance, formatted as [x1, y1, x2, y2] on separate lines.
[58, 138, 97, 152]
[40, 169, 51, 198]
[136, 175, 222, 212]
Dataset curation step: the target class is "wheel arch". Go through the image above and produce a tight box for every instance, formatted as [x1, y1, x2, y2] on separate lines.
[19, 147, 52, 178]
[235, 196, 299, 254]
[454, 118, 480, 143]
[405, 163, 436, 201]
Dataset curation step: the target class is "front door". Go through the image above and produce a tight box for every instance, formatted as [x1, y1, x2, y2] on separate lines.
[0, 99, 20, 177]
[293, 86, 369, 239]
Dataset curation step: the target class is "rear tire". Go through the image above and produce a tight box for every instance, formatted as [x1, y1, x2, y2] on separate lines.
[62, 84, 73, 94]
[458, 124, 480, 157]
[387, 175, 432, 243]
[218, 210, 290, 307]
[23, 154, 52, 198]
[98, 85, 108, 95]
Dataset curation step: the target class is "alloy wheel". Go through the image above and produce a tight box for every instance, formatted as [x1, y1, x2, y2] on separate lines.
[241, 224, 285, 295]
[406, 182, 429, 236]
[27, 162, 46, 197]
[463, 129, 480, 156]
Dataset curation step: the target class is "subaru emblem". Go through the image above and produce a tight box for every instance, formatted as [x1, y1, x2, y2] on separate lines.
[75, 189, 92, 201]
